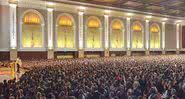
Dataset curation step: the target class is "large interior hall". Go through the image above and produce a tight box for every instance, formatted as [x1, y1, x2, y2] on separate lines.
[1, 0, 185, 99]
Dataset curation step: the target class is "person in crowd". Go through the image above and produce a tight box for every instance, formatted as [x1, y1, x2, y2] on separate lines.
[1, 55, 185, 99]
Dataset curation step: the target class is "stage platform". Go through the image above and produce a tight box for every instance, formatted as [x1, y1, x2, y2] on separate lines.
[0, 67, 25, 82]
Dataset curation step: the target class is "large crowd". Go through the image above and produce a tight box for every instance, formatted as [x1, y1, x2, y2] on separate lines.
[1, 55, 185, 99]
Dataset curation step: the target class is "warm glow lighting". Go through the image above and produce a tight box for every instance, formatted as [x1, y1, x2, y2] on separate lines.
[132, 22, 143, 48]
[23, 12, 41, 24]
[150, 26, 159, 33]
[112, 20, 122, 30]
[88, 18, 100, 28]
[132, 23, 142, 31]
[58, 15, 73, 26]
[87, 17, 101, 48]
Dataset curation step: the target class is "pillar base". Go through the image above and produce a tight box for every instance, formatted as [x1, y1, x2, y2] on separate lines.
[145, 50, 150, 55]
[10, 49, 17, 61]
[126, 50, 131, 56]
[162, 50, 166, 55]
[47, 49, 54, 59]
[104, 49, 109, 57]
[78, 49, 84, 58]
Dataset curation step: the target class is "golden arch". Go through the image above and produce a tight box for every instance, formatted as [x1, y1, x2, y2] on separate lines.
[21, 10, 44, 48]
[110, 19, 125, 48]
[56, 14, 75, 48]
[58, 15, 73, 26]
[86, 16, 102, 48]
[23, 12, 41, 24]
[87, 17, 101, 28]
[150, 23, 160, 48]
[132, 21, 144, 48]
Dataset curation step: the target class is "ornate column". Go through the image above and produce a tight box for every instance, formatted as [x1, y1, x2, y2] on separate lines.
[9, 3, 17, 60]
[145, 20, 150, 55]
[162, 22, 166, 54]
[176, 24, 180, 54]
[78, 11, 84, 58]
[126, 17, 131, 56]
[47, 8, 54, 59]
[104, 14, 109, 57]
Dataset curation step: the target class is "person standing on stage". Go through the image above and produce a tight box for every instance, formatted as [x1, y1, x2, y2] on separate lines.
[16, 58, 22, 73]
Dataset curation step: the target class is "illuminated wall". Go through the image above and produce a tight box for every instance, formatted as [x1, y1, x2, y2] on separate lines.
[22, 11, 43, 48]
[150, 23, 160, 48]
[86, 16, 102, 48]
[57, 14, 75, 48]
[132, 21, 144, 48]
[110, 19, 124, 48]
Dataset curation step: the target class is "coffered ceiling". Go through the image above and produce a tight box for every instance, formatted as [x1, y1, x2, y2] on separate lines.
[65, 0, 185, 17]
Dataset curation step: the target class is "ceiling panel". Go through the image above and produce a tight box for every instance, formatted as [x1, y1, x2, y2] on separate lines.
[55, 0, 185, 17]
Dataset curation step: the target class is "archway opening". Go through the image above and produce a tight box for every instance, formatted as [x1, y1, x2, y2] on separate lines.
[150, 24, 160, 48]
[132, 22, 143, 48]
[111, 19, 124, 48]
[57, 15, 75, 48]
[86, 17, 101, 48]
[22, 11, 43, 48]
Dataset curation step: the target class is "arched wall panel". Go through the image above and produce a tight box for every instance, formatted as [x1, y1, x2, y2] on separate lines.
[56, 13, 76, 48]
[85, 15, 103, 49]
[53, 11, 78, 50]
[165, 24, 176, 49]
[149, 23, 161, 49]
[17, 7, 47, 50]
[131, 21, 145, 49]
[110, 19, 125, 48]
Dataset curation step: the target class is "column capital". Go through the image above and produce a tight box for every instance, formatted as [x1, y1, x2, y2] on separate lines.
[78, 6, 86, 13]
[104, 14, 109, 17]
[145, 19, 150, 22]
[78, 11, 84, 15]
[9, 0, 18, 5]
[162, 22, 166, 25]
[47, 8, 54, 12]
[9, 3, 17, 7]
[126, 17, 131, 20]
